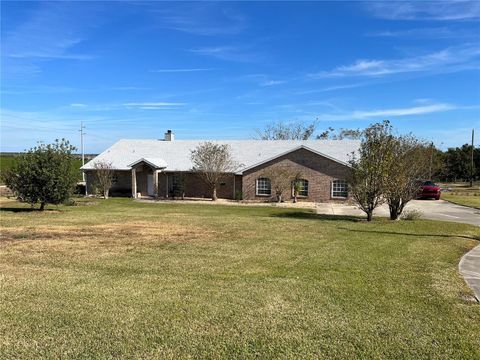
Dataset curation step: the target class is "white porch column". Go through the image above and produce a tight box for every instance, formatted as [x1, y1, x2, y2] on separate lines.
[153, 169, 160, 198]
[131, 168, 137, 198]
[84, 171, 89, 196]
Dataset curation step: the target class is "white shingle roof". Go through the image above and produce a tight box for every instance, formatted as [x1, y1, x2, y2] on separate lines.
[81, 139, 360, 173]
[128, 157, 168, 169]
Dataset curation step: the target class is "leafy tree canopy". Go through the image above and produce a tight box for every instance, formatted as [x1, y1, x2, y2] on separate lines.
[4, 139, 78, 210]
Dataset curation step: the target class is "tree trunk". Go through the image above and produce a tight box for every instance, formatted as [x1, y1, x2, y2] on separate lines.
[277, 194, 282, 203]
[389, 204, 398, 220]
[104, 189, 109, 199]
[212, 186, 217, 201]
[396, 202, 406, 219]
[293, 195, 297, 203]
[366, 210, 373, 222]
[39, 202, 46, 211]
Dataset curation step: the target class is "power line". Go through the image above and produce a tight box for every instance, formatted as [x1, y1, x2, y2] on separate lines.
[79, 121, 86, 182]
[471, 128, 475, 187]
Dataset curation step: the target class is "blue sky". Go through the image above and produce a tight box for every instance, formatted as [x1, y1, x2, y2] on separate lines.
[1, 1, 479, 153]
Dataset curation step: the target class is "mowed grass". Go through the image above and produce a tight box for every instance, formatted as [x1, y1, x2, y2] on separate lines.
[441, 182, 480, 209]
[0, 197, 479, 359]
[442, 194, 480, 209]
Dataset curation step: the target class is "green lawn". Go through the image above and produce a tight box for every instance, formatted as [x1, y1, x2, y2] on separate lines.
[442, 194, 480, 209]
[0, 197, 479, 359]
[440, 182, 480, 209]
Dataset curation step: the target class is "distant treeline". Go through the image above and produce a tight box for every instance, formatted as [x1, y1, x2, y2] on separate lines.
[0, 153, 97, 183]
[432, 144, 479, 183]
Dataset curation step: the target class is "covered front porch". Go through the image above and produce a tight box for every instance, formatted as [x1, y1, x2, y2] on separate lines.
[129, 158, 167, 198]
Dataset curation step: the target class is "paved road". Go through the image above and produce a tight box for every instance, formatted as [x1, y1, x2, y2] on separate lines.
[316, 199, 480, 226]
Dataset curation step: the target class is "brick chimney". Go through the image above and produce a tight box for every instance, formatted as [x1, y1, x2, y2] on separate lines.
[164, 130, 174, 141]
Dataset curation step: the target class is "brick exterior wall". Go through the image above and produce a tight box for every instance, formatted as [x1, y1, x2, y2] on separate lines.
[241, 148, 351, 202]
[85, 170, 131, 196]
[85, 148, 349, 202]
[86, 170, 237, 199]
[159, 172, 237, 199]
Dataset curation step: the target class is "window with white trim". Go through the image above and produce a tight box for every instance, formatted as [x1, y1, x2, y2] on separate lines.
[295, 179, 309, 196]
[256, 178, 271, 196]
[331, 179, 348, 198]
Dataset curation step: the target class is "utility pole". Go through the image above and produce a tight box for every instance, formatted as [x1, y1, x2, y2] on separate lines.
[79, 121, 86, 182]
[429, 142, 434, 180]
[471, 128, 475, 187]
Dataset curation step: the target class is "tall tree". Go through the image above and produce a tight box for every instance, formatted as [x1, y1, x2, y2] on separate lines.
[384, 135, 430, 220]
[191, 142, 241, 200]
[348, 121, 395, 221]
[255, 120, 316, 140]
[440, 144, 479, 182]
[3, 139, 78, 210]
[317, 128, 363, 140]
[93, 161, 115, 199]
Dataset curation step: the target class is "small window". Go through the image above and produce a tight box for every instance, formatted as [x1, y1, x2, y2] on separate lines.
[332, 179, 348, 198]
[256, 178, 271, 196]
[294, 179, 309, 196]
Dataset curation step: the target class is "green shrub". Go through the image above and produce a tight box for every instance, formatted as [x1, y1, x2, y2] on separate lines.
[235, 190, 243, 201]
[3, 139, 78, 210]
[401, 209, 423, 221]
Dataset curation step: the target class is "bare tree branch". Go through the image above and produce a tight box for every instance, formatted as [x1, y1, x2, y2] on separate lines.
[94, 161, 114, 199]
[190, 142, 242, 200]
[255, 120, 317, 140]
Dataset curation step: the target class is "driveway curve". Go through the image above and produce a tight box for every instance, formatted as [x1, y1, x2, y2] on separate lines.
[316, 199, 480, 226]
[459, 244, 480, 302]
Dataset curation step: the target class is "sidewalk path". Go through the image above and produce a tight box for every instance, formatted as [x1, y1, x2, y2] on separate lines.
[459, 244, 480, 302]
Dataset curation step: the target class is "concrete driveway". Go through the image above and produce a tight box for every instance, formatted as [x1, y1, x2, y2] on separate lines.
[316, 199, 480, 226]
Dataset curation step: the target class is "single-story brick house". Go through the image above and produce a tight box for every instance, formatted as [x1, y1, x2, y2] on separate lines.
[81, 131, 360, 202]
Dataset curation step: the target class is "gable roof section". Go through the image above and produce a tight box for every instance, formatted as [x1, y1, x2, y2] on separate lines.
[240, 145, 351, 173]
[128, 157, 168, 169]
[81, 139, 360, 173]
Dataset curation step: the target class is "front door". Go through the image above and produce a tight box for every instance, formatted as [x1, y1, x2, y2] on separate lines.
[147, 174, 154, 196]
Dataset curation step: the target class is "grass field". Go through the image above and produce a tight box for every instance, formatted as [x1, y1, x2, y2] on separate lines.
[441, 182, 480, 209]
[1, 197, 479, 359]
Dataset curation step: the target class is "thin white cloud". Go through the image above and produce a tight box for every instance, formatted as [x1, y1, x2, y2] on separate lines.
[123, 102, 186, 109]
[189, 46, 261, 62]
[2, 4, 97, 60]
[2, 2, 100, 77]
[261, 80, 285, 87]
[310, 45, 480, 78]
[293, 83, 368, 95]
[150, 68, 212, 73]
[365, 1, 480, 21]
[366, 27, 474, 39]
[318, 103, 457, 121]
[8, 50, 94, 60]
[70, 103, 87, 107]
[2, 85, 79, 95]
[152, 3, 246, 36]
[108, 86, 152, 91]
[137, 106, 177, 110]
[235, 73, 286, 87]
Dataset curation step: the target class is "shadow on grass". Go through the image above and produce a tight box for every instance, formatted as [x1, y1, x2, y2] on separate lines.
[0, 207, 57, 213]
[338, 227, 480, 241]
[272, 211, 363, 223]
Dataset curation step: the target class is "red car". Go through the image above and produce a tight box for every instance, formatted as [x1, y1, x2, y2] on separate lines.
[417, 180, 441, 200]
